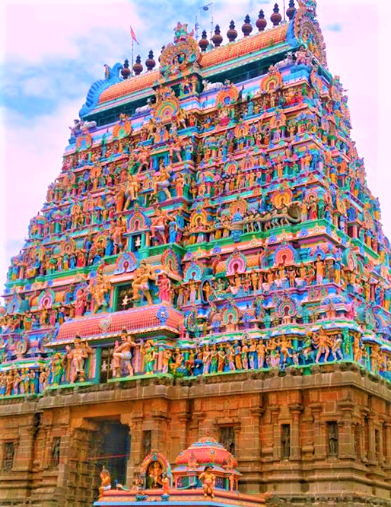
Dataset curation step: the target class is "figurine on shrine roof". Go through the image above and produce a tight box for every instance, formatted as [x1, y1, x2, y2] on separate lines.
[99, 467, 111, 497]
[174, 22, 195, 43]
[199, 466, 216, 498]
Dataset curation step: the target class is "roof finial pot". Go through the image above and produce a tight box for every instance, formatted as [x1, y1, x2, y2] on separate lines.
[145, 50, 156, 71]
[133, 55, 143, 75]
[256, 10, 267, 31]
[286, 0, 296, 21]
[211, 25, 223, 47]
[121, 59, 131, 79]
[271, 3, 282, 26]
[199, 30, 209, 51]
[242, 14, 253, 36]
[227, 20, 238, 42]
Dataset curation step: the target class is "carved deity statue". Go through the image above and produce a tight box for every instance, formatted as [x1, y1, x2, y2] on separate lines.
[153, 165, 172, 200]
[66, 337, 93, 383]
[199, 466, 216, 498]
[150, 209, 176, 244]
[112, 329, 137, 377]
[90, 270, 111, 314]
[99, 467, 111, 497]
[141, 340, 156, 374]
[132, 261, 156, 305]
[146, 461, 164, 489]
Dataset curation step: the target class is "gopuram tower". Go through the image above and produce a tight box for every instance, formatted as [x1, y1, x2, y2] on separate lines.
[1, 1, 391, 506]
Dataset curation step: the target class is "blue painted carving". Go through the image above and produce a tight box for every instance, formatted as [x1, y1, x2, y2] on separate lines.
[156, 306, 168, 325]
[79, 63, 123, 119]
[286, 12, 299, 48]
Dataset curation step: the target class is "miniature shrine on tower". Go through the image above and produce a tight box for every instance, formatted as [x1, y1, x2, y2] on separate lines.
[1, 1, 391, 506]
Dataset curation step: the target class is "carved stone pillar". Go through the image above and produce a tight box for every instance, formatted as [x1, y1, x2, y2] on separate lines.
[39, 426, 51, 470]
[361, 409, 370, 462]
[376, 420, 385, 465]
[301, 410, 315, 461]
[337, 401, 355, 459]
[125, 424, 133, 486]
[310, 404, 326, 460]
[233, 425, 241, 455]
[177, 412, 191, 459]
[126, 412, 143, 485]
[352, 420, 363, 462]
[384, 422, 391, 467]
[31, 424, 44, 473]
[289, 404, 303, 460]
[270, 405, 280, 461]
[151, 411, 169, 453]
[367, 414, 377, 464]
[250, 407, 264, 460]
[15, 425, 35, 472]
[57, 427, 72, 489]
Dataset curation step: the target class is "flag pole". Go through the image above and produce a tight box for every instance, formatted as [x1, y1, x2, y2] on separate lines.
[131, 37, 134, 75]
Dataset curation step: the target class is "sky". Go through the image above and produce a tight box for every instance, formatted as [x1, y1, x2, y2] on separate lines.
[0, 0, 389, 295]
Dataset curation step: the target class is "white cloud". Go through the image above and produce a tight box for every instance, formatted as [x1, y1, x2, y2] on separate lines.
[22, 76, 59, 98]
[0, 99, 81, 291]
[0, 1, 143, 64]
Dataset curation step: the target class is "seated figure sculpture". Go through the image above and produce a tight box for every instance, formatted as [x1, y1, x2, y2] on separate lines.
[199, 466, 216, 498]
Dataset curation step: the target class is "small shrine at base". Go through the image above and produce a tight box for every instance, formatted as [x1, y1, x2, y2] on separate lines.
[94, 437, 257, 507]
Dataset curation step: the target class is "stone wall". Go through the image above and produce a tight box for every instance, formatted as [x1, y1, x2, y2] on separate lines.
[0, 365, 390, 506]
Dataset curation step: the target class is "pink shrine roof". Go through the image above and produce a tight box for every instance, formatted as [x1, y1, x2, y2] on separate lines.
[48, 304, 183, 346]
[175, 436, 238, 469]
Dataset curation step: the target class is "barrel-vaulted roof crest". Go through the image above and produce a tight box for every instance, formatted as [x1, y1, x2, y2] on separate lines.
[159, 22, 201, 78]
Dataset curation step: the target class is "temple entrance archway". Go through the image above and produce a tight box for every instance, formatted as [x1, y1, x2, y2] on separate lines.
[101, 421, 131, 487]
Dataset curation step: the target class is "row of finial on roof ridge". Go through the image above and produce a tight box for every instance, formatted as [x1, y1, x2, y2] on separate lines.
[120, 1, 296, 79]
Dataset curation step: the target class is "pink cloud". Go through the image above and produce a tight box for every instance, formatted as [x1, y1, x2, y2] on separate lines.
[2, 1, 142, 64]
[0, 100, 81, 289]
[318, 2, 391, 230]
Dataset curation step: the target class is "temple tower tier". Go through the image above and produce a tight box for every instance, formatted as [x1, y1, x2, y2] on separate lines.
[1, 2, 391, 506]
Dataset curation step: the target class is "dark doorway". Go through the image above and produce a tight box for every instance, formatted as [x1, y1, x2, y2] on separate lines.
[220, 426, 235, 455]
[100, 347, 115, 383]
[130, 234, 142, 252]
[117, 284, 134, 311]
[102, 422, 131, 486]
